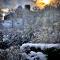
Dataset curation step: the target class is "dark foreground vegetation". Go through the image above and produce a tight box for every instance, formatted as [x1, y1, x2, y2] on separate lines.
[44, 48, 60, 60]
[0, 44, 60, 60]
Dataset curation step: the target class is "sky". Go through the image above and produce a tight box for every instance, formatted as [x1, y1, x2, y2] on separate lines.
[0, 0, 18, 9]
[0, 0, 60, 9]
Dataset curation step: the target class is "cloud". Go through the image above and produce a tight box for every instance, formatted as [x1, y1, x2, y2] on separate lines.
[0, 0, 18, 8]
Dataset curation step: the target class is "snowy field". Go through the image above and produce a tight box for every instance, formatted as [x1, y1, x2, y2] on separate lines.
[20, 43, 60, 60]
[0, 42, 60, 60]
[21, 43, 60, 50]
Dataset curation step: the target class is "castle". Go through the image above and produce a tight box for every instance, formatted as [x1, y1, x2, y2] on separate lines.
[0, 0, 60, 43]
[17, 0, 36, 11]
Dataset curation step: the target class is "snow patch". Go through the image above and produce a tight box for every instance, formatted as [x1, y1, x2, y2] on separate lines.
[20, 43, 60, 50]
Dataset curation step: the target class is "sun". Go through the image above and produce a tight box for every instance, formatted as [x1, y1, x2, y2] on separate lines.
[43, 0, 50, 4]
[34, 0, 51, 9]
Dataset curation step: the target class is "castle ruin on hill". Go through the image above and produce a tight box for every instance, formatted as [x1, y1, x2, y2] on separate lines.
[0, 0, 60, 43]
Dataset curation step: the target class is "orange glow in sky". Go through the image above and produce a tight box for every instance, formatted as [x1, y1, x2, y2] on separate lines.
[34, 0, 51, 9]
[34, 0, 60, 9]
[35, 0, 50, 9]
[43, 0, 50, 4]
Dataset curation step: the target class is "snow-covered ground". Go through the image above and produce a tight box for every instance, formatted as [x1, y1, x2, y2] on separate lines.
[0, 43, 60, 60]
[20, 43, 60, 50]
[21, 51, 47, 60]
[20, 43, 60, 60]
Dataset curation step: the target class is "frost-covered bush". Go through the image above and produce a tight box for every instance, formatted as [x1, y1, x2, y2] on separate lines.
[2, 5, 60, 43]
[20, 43, 60, 60]
[0, 49, 7, 60]
[5, 31, 33, 46]
[21, 51, 47, 60]
[44, 47, 60, 60]
[0, 43, 59, 60]
[0, 31, 3, 42]
[6, 45, 21, 60]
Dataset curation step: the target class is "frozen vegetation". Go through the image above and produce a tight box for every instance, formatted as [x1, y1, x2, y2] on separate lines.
[0, 43, 60, 60]
[0, 1, 60, 60]
[1, 6, 60, 43]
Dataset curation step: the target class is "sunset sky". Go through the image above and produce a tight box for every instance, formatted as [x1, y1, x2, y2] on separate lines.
[0, 0, 60, 9]
[34, 0, 60, 9]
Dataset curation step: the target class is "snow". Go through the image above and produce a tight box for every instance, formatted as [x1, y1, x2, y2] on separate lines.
[30, 52, 46, 60]
[20, 43, 60, 60]
[20, 43, 60, 50]
[29, 51, 47, 60]
[21, 51, 47, 60]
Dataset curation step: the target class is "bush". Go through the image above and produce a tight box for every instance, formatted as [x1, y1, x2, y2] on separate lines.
[44, 47, 60, 60]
